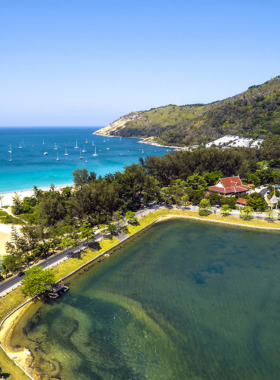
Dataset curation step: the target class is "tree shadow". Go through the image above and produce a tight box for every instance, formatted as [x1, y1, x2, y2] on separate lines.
[89, 241, 101, 251]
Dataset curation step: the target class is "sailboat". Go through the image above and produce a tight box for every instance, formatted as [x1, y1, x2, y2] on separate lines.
[82, 146, 86, 153]
[54, 143, 57, 150]
[92, 140, 95, 146]
[85, 159, 88, 163]
[43, 140, 45, 145]
[80, 150, 83, 159]
[142, 149, 144, 153]
[86, 138, 88, 144]
[65, 148, 68, 156]
[9, 153, 12, 162]
[74, 140, 79, 149]
[56, 151, 59, 161]
[19, 142, 22, 149]
[93, 147, 98, 157]
[8, 144, 12, 153]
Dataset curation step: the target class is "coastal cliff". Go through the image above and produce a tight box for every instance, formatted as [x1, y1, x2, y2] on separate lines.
[94, 75, 280, 146]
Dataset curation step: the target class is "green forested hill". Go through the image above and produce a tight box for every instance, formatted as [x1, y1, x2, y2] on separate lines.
[95, 76, 280, 146]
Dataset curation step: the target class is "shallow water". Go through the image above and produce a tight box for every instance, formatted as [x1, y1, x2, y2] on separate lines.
[11, 219, 280, 379]
[0, 127, 167, 192]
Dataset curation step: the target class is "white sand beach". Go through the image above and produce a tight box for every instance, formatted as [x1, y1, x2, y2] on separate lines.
[0, 184, 72, 256]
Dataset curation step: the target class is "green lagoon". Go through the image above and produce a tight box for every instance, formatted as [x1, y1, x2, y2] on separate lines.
[10, 219, 280, 379]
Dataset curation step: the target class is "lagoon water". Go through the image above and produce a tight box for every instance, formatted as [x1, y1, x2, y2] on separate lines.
[0, 127, 168, 192]
[10, 219, 280, 380]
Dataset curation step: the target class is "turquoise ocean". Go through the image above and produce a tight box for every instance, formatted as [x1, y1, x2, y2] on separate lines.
[0, 127, 168, 193]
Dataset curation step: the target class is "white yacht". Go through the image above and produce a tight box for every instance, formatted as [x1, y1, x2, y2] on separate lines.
[19, 142, 22, 149]
[56, 151, 59, 161]
[92, 140, 95, 146]
[54, 143, 57, 150]
[93, 147, 98, 157]
[82, 146, 86, 153]
[86, 138, 88, 144]
[65, 148, 68, 156]
[44, 152, 48, 155]
[74, 140, 79, 149]
[80, 150, 83, 159]
[43, 140, 45, 145]
[8, 144, 12, 153]
[9, 153, 12, 162]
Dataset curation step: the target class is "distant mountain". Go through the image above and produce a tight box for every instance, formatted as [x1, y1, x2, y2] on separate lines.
[95, 76, 280, 146]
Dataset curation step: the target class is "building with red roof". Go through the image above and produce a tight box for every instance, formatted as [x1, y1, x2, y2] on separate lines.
[236, 198, 248, 207]
[208, 176, 250, 196]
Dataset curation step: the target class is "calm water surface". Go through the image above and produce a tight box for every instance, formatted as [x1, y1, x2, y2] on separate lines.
[0, 127, 168, 192]
[11, 219, 280, 380]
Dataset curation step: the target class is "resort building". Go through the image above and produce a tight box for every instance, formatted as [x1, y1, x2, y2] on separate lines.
[208, 176, 250, 196]
[236, 198, 248, 207]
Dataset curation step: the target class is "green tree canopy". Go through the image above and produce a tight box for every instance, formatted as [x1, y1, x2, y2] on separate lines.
[187, 174, 208, 191]
[247, 193, 267, 211]
[79, 221, 94, 246]
[220, 204, 232, 216]
[125, 211, 138, 225]
[240, 206, 254, 220]
[72, 168, 89, 188]
[21, 266, 55, 296]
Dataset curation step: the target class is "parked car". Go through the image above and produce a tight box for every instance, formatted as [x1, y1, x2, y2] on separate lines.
[18, 271, 25, 277]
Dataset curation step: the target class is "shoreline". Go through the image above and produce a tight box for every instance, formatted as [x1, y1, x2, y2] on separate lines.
[93, 129, 187, 149]
[0, 183, 73, 207]
[2, 209, 280, 378]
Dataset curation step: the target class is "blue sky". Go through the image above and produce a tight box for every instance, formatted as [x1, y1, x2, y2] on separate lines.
[1, 0, 280, 126]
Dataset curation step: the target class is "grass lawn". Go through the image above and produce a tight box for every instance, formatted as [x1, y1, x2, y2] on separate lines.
[126, 208, 280, 234]
[52, 237, 119, 281]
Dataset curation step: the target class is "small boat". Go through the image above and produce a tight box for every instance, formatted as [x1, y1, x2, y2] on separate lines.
[56, 151, 59, 161]
[86, 138, 88, 144]
[9, 153, 12, 162]
[93, 147, 98, 157]
[92, 140, 95, 146]
[99, 149, 101, 152]
[19, 142, 22, 149]
[142, 150, 144, 153]
[54, 143, 57, 150]
[107, 147, 110, 150]
[80, 150, 83, 159]
[120, 154, 123, 156]
[43, 140, 45, 145]
[85, 160, 88, 163]
[44, 152, 48, 155]
[82, 146, 86, 153]
[65, 144, 67, 147]
[65, 148, 68, 156]
[74, 140, 79, 149]
[8, 144, 12, 153]
[103, 139, 106, 142]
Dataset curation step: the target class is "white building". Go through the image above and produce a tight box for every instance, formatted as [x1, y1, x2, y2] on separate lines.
[228, 137, 253, 148]
[250, 139, 264, 148]
[205, 135, 239, 148]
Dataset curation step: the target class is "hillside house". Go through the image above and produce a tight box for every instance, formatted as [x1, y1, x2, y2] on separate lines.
[208, 176, 250, 196]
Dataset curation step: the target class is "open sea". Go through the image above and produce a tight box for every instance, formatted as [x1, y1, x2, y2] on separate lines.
[0, 127, 168, 193]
